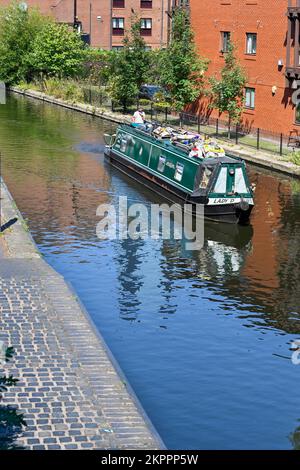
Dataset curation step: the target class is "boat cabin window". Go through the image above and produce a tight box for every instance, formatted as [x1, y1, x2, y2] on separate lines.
[158, 155, 166, 172]
[174, 162, 184, 182]
[214, 167, 227, 193]
[120, 137, 128, 152]
[199, 168, 213, 189]
[234, 167, 248, 193]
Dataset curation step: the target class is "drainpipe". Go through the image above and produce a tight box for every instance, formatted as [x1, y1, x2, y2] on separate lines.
[109, 0, 113, 50]
[74, 0, 77, 24]
[89, 2, 92, 45]
[160, 0, 164, 47]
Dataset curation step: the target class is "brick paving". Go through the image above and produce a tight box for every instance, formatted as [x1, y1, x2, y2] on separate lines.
[0, 260, 162, 450]
[0, 180, 163, 450]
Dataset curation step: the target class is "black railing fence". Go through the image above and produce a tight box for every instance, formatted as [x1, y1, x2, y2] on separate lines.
[178, 112, 290, 156]
[81, 85, 293, 156]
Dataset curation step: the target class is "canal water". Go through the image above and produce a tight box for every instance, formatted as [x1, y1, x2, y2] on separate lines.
[1, 93, 300, 450]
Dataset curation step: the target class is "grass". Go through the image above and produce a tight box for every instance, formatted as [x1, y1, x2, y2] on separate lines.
[285, 151, 300, 166]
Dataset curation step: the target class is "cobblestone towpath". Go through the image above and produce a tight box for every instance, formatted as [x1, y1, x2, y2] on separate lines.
[0, 178, 164, 450]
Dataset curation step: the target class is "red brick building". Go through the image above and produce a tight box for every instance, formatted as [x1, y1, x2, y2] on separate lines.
[190, 0, 300, 135]
[0, 0, 171, 49]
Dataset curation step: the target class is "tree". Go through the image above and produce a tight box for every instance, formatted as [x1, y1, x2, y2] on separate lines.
[0, 2, 49, 84]
[159, 7, 208, 111]
[209, 42, 247, 133]
[108, 16, 150, 111]
[29, 22, 85, 78]
[80, 48, 114, 85]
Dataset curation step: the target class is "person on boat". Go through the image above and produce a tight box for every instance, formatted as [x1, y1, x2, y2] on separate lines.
[132, 108, 146, 128]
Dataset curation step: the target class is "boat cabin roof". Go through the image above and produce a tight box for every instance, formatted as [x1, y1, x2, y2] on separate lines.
[120, 123, 243, 167]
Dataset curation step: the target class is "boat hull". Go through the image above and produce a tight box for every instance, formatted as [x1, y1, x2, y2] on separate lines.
[105, 148, 253, 225]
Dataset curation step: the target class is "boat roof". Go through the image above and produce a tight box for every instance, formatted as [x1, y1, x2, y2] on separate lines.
[201, 156, 241, 166]
[120, 123, 243, 166]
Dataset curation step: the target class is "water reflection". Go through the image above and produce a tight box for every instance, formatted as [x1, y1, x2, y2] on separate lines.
[1, 93, 300, 449]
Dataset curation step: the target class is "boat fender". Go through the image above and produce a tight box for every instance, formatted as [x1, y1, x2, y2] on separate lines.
[239, 199, 250, 212]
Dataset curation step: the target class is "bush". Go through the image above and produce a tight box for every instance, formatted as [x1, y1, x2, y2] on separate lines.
[138, 98, 151, 107]
[0, 346, 26, 450]
[80, 48, 114, 85]
[29, 22, 85, 79]
[289, 151, 300, 166]
[43, 78, 84, 103]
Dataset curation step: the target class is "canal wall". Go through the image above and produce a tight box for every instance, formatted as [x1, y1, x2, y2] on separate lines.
[10, 86, 300, 179]
[0, 177, 164, 450]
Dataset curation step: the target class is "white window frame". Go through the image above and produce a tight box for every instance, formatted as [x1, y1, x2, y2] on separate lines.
[112, 18, 124, 29]
[221, 31, 231, 53]
[140, 18, 152, 30]
[246, 33, 257, 55]
[245, 87, 255, 109]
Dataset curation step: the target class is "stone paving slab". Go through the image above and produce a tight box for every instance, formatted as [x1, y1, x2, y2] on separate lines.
[0, 180, 164, 450]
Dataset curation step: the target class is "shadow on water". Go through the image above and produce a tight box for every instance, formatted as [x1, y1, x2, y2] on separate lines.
[74, 142, 106, 154]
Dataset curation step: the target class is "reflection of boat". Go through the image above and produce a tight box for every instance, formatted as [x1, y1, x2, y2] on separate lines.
[104, 123, 255, 225]
[204, 220, 253, 250]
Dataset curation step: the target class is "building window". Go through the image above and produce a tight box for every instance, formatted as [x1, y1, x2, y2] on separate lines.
[220, 32, 230, 53]
[245, 87, 255, 109]
[246, 33, 257, 55]
[112, 46, 124, 51]
[113, 0, 125, 7]
[141, 0, 152, 8]
[140, 18, 152, 36]
[112, 17, 124, 35]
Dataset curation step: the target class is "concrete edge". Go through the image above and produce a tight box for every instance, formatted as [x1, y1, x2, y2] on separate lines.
[0, 177, 166, 450]
[0, 177, 41, 258]
[9, 86, 300, 179]
[10, 86, 124, 125]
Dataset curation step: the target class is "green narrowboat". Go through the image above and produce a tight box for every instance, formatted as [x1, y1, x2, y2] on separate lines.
[104, 123, 254, 224]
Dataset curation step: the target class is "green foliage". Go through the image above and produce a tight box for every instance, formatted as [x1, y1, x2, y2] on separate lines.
[209, 42, 247, 123]
[77, 48, 113, 85]
[158, 7, 208, 111]
[0, 375, 18, 393]
[147, 49, 165, 85]
[289, 151, 300, 166]
[108, 74, 139, 111]
[4, 347, 14, 362]
[0, 347, 18, 393]
[43, 78, 84, 103]
[28, 22, 85, 78]
[108, 16, 150, 110]
[138, 98, 150, 105]
[0, 347, 26, 450]
[0, 2, 49, 84]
